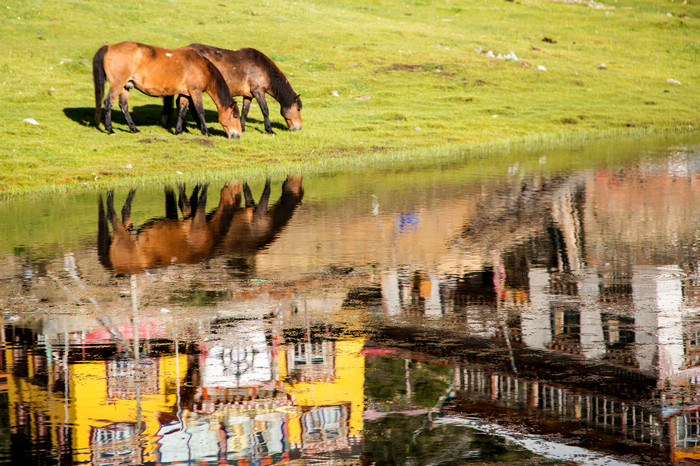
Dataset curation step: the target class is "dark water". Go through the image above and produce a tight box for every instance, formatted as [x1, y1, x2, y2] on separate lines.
[2, 134, 700, 465]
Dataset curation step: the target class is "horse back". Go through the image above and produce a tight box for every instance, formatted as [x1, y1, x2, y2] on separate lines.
[187, 44, 277, 97]
[104, 41, 212, 95]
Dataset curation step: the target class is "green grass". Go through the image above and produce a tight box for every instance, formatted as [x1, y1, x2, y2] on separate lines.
[0, 0, 699, 197]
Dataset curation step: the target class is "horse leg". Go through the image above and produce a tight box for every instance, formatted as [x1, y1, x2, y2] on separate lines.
[182, 95, 205, 133]
[189, 185, 201, 213]
[175, 95, 189, 135]
[104, 80, 128, 134]
[106, 191, 118, 224]
[165, 187, 179, 219]
[177, 183, 192, 218]
[241, 97, 252, 132]
[162, 95, 174, 128]
[243, 183, 254, 207]
[253, 90, 274, 134]
[106, 190, 130, 235]
[255, 179, 272, 218]
[193, 184, 208, 225]
[104, 92, 115, 134]
[121, 188, 137, 230]
[118, 90, 140, 133]
[190, 93, 209, 136]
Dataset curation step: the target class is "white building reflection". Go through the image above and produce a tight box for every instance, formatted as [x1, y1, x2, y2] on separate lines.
[201, 319, 271, 388]
[377, 262, 700, 384]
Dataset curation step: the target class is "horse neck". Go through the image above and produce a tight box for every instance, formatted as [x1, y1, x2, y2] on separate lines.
[269, 78, 296, 109]
[205, 80, 228, 112]
[204, 70, 233, 112]
[262, 60, 296, 108]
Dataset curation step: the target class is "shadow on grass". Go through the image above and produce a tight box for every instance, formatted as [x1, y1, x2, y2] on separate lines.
[64, 105, 235, 138]
[64, 104, 288, 136]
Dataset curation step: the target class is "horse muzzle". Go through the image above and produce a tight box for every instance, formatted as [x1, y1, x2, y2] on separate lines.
[288, 123, 302, 131]
[228, 130, 241, 139]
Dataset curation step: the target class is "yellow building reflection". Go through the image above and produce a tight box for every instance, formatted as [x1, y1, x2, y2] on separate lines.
[4, 344, 187, 463]
[278, 338, 365, 451]
[2, 331, 366, 463]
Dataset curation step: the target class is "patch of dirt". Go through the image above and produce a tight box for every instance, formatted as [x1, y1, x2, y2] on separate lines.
[138, 137, 167, 144]
[192, 138, 214, 147]
[551, 0, 614, 9]
[383, 64, 425, 72]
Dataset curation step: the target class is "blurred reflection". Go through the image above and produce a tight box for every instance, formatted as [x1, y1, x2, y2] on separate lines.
[0, 322, 366, 464]
[98, 175, 304, 274]
[4, 142, 700, 462]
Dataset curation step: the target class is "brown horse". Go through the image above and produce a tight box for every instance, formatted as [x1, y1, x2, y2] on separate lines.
[162, 44, 302, 134]
[93, 41, 242, 138]
[98, 177, 304, 275]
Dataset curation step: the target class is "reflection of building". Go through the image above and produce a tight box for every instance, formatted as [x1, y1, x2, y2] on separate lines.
[299, 405, 352, 455]
[4, 143, 700, 463]
[1, 322, 367, 464]
[286, 338, 336, 382]
[200, 319, 272, 389]
[278, 334, 365, 452]
[106, 358, 159, 398]
[153, 329, 365, 462]
[156, 404, 294, 464]
[2, 335, 187, 464]
[450, 361, 667, 461]
[91, 422, 145, 466]
[362, 162, 700, 463]
[364, 326, 670, 462]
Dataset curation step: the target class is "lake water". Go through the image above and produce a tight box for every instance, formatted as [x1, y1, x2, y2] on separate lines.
[2, 134, 700, 465]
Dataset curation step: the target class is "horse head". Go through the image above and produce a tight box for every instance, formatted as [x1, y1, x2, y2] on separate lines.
[282, 94, 302, 131]
[219, 99, 242, 139]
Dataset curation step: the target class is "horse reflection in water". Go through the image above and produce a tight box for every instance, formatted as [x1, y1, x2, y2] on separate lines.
[98, 176, 303, 274]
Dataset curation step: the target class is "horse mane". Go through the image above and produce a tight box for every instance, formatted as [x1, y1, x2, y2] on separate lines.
[203, 57, 234, 108]
[248, 48, 300, 109]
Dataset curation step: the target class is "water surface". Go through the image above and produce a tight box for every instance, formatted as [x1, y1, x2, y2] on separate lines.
[2, 134, 700, 464]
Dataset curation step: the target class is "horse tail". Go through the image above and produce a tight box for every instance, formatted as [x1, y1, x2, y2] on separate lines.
[97, 194, 113, 270]
[92, 45, 108, 126]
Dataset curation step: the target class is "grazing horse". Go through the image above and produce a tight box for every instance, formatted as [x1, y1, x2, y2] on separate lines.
[92, 41, 241, 138]
[163, 44, 302, 134]
[98, 176, 304, 275]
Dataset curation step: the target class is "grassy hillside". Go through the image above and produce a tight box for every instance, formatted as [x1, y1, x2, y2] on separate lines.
[0, 0, 698, 196]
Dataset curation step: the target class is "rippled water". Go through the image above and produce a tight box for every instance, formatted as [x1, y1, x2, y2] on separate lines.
[2, 134, 700, 464]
